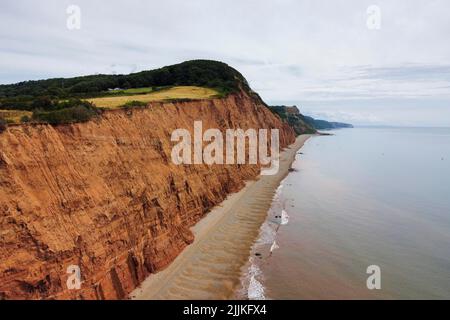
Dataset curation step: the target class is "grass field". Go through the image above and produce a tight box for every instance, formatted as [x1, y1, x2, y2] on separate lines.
[0, 110, 32, 124]
[87, 86, 220, 109]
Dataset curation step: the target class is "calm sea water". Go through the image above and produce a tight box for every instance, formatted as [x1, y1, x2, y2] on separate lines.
[239, 127, 450, 300]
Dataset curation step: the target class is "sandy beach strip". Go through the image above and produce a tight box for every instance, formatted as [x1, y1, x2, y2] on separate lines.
[130, 135, 311, 300]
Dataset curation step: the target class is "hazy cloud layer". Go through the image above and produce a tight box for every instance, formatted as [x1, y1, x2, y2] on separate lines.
[1, 0, 450, 126]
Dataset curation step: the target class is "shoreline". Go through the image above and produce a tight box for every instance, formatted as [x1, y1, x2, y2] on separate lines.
[130, 135, 311, 300]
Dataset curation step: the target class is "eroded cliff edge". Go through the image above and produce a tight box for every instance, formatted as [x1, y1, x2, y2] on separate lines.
[0, 90, 295, 299]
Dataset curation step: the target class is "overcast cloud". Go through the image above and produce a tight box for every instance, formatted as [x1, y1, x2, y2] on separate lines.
[1, 0, 450, 126]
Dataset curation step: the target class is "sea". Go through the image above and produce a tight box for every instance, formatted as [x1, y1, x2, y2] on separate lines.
[237, 127, 450, 299]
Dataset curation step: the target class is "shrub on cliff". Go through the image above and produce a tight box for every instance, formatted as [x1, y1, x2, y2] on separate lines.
[122, 100, 148, 108]
[0, 118, 6, 133]
[163, 98, 195, 103]
[32, 100, 99, 125]
[20, 115, 30, 123]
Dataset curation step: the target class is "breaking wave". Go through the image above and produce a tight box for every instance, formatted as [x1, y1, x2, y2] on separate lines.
[237, 176, 291, 300]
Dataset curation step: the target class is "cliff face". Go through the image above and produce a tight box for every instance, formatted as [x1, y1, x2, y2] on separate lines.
[0, 91, 295, 300]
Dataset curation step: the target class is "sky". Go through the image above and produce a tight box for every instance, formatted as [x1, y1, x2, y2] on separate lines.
[1, 0, 450, 126]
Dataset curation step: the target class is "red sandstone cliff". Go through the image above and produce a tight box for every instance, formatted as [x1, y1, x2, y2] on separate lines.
[0, 90, 295, 299]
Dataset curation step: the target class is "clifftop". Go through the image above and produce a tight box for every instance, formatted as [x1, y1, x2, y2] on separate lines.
[0, 60, 251, 108]
[0, 60, 265, 126]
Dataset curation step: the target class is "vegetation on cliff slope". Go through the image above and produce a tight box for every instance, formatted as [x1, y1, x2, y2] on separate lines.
[268, 106, 317, 135]
[302, 115, 354, 130]
[0, 118, 6, 133]
[31, 99, 100, 125]
[269, 105, 353, 134]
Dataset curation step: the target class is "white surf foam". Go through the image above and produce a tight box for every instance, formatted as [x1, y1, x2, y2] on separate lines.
[270, 240, 279, 253]
[247, 263, 265, 300]
[280, 209, 289, 225]
[237, 176, 291, 300]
